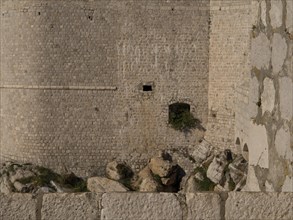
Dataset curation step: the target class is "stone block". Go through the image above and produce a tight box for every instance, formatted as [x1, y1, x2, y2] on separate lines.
[275, 124, 291, 160]
[101, 192, 182, 220]
[225, 192, 293, 220]
[270, 0, 283, 29]
[279, 77, 293, 120]
[0, 193, 38, 220]
[261, 77, 275, 113]
[248, 122, 269, 168]
[272, 33, 287, 74]
[251, 33, 271, 70]
[41, 193, 100, 220]
[186, 193, 221, 220]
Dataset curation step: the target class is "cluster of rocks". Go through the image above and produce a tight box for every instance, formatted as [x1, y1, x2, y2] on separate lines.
[0, 162, 87, 194]
[0, 139, 248, 194]
[87, 151, 185, 193]
[181, 139, 248, 192]
[87, 140, 248, 193]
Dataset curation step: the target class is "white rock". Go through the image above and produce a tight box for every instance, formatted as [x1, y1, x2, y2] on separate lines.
[261, 1, 267, 26]
[279, 77, 293, 121]
[248, 122, 269, 168]
[270, 0, 283, 29]
[0, 176, 14, 194]
[243, 166, 261, 191]
[192, 139, 213, 163]
[282, 176, 293, 192]
[272, 33, 287, 74]
[251, 33, 271, 70]
[275, 124, 292, 160]
[206, 153, 227, 184]
[87, 177, 129, 193]
[261, 78, 275, 113]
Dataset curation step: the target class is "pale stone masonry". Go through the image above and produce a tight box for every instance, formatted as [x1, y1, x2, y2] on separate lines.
[0, 192, 292, 220]
[0, 0, 292, 193]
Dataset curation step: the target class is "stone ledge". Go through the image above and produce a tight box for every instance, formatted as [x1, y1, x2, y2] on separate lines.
[0, 192, 292, 220]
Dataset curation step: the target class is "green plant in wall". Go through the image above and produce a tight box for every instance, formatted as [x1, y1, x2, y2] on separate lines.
[169, 103, 202, 132]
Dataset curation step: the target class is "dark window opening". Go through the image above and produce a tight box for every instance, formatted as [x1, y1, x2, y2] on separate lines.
[243, 144, 248, 152]
[236, 137, 240, 145]
[143, 85, 152, 91]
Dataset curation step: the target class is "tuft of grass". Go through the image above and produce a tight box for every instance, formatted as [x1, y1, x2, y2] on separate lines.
[169, 111, 199, 132]
[194, 167, 216, 191]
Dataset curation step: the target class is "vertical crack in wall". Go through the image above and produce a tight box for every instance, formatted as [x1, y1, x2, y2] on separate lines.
[35, 193, 43, 220]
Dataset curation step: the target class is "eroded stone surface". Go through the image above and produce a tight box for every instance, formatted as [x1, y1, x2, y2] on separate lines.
[225, 192, 293, 219]
[42, 193, 100, 220]
[186, 193, 221, 220]
[251, 33, 271, 70]
[286, 1, 293, 33]
[275, 124, 292, 160]
[261, 0, 267, 26]
[248, 122, 269, 168]
[282, 176, 293, 192]
[242, 166, 260, 191]
[270, 0, 283, 29]
[279, 77, 293, 120]
[101, 193, 182, 220]
[0, 193, 38, 220]
[272, 33, 287, 74]
[261, 78, 275, 113]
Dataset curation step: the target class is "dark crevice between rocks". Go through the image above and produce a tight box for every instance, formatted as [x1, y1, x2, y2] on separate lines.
[35, 193, 43, 220]
[175, 194, 188, 220]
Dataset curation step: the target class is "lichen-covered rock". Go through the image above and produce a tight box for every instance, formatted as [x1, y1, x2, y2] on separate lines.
[87, 177, 129, 193]
[106, 161, 133, 181]
[10, 169, 36, 183]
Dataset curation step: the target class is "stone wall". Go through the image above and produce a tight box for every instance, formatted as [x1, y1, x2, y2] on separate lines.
[0, 192, 292, 220]
[236, 0, 293, 192]
[206, 0, 252, 151]
[0, 0, 210, 176]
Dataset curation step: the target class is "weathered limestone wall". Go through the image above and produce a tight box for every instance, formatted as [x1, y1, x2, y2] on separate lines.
[238, 0, 293, 192]
[0, 0, 121, 176]
[0, 192, 292, 220]
[116, 0, 210, 166]
[206, 0, 252, 151]
[0, 0, 210, 175]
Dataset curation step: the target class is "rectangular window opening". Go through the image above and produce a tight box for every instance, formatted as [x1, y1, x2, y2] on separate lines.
[143, 85, 152, 91]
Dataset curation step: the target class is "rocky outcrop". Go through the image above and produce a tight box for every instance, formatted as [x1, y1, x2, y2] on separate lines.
[0, 162, 87, 194]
